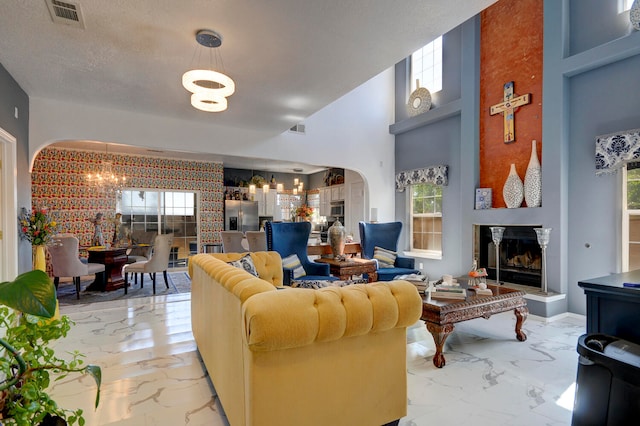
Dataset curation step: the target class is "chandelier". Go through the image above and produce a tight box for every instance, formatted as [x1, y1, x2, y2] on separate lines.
[183, 29, 235, 112]
[86, 144, 127, 197]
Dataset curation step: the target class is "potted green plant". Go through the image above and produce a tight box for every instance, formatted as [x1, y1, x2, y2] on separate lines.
[0, 270, 101, 425]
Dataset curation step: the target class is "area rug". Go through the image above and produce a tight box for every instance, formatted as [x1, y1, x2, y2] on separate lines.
[56, 271, 191, 306]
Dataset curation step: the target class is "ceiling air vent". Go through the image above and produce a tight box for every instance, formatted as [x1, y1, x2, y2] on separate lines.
[289, 123, 306, 134]
[46, 0, 85, 28]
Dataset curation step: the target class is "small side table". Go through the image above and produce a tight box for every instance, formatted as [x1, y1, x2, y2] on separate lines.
[314, 257, 378, 282]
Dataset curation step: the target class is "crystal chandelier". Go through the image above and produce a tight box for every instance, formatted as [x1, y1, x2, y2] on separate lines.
[86, 144, 127, 197]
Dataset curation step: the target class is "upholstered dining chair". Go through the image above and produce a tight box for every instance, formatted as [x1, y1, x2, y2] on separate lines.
[245, 230, 267, 252]
[48, 235, 106, 299]
[122, 233, 174, 294]
[221, 231, 247, 253]
[127, 230, 156, 263]
[358, 221, 420, 281]
[265, 221, 335, 285]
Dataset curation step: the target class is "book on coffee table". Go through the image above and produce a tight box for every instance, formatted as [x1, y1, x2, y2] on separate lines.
[431, 288, 467, 300]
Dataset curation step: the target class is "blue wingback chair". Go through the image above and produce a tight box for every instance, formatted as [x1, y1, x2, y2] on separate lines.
[266, 221, 336, 285]
[359, 221, 419, 281]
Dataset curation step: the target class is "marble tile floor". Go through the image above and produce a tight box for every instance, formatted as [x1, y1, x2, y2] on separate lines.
[50, 294, 585, 425]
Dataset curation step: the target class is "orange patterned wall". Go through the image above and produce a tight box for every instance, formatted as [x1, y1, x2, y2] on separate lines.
[479, 0, 543, 208]
[31, 147, 224, 247]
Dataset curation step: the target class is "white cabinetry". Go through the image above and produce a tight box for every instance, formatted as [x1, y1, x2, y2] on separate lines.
[256, 188, 277, 216]
[319, 187, 332, 217]
[330, 184, 345, 202]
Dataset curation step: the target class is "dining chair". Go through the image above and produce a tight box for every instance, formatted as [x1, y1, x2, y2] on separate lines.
[48, 235, 106, 299]
[221, 231, 247, 253]
[122, 233, 174, 294]
[245, 230, 267, 251]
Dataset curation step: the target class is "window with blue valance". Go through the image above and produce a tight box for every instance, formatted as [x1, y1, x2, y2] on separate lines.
[595, 128, 640, 175]
[395, 165, 448, 192]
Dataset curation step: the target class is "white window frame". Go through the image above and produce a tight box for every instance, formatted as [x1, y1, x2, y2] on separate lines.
[409, 36, 443, 96]
[622, 167, 640, 272]
[621, 0, 634, 14]
[406, 183, 443, 260]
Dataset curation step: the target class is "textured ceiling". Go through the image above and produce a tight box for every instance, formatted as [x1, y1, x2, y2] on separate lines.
[0, 0, 496, 171]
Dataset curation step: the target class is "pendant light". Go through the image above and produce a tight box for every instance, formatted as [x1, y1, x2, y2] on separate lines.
[182, 29, 235, 112]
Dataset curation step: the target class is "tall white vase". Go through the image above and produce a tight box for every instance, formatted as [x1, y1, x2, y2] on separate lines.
[631, 0, 640, 31]
[503, 164, 524, 208]
[524, 139, 542, 207]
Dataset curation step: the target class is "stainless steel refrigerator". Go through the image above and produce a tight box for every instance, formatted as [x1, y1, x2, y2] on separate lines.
[224, 200, 259, 232]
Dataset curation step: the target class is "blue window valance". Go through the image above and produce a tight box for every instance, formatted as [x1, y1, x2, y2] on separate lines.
[395, 165, 448, 192]
[596, 128, 640, 176]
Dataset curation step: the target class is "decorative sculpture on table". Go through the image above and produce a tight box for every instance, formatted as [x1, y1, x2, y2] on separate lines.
[112, 213, 128, 246]
[90, 213, 105, 247]
[490, 227, 505, 285]
[328, 219, 346, 260]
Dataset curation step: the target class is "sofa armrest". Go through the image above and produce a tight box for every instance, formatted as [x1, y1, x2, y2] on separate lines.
[395, 256, 415, 269]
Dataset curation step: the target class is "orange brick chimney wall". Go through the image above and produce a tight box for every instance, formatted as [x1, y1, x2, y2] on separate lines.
[479, 0, 543, 208]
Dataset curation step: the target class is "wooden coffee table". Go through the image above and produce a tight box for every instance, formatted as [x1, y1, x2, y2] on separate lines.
[314, 257, 378, 282]
[421, 282, 528, 368]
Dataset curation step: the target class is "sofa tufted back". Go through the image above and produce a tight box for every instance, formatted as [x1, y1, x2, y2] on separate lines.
[243, 281, 422, 352]
[208, 252, 283, 285]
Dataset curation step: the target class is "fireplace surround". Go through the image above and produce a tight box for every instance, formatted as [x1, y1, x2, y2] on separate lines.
[474, 225, 543, 288]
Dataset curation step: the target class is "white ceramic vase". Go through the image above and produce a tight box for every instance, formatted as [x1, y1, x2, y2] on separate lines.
[631, 0, 640, 31]
[503, 164, 524, 209]
[524, 139, 542, 207]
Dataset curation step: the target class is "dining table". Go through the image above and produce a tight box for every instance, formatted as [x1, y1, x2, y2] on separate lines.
[84, 246, 129, 291]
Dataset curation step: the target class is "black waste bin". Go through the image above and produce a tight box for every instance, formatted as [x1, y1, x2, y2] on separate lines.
[572, 333, 640, 426]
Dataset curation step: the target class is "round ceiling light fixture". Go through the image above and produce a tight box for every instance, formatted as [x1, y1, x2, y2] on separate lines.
[182, 29, 235, 112]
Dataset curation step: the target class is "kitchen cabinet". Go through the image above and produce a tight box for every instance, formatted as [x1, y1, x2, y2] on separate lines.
[319, 187, 332, 216]
[330, 184, 345, 202]
[256, 188, 277, 216]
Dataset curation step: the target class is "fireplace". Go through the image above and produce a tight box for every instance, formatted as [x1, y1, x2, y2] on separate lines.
[474, 225, 542, 288]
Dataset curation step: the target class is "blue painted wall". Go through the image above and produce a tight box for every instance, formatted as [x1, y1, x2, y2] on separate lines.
[393, 0, 640, 315]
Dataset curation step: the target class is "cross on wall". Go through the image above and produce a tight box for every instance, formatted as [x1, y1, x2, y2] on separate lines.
[490, 81, 531, 144]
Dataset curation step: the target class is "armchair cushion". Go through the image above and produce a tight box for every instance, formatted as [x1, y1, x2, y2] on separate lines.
[282, 254, 306, 279]
[374, 246, 397, 268]
[227, 254, 259, 277]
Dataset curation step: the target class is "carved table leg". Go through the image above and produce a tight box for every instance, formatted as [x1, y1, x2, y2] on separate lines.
[514, 306, 529, 342]
[426, 322, 454, 368]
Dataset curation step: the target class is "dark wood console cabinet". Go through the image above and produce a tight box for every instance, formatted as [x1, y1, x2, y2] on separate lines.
[578, 270, 640, 345]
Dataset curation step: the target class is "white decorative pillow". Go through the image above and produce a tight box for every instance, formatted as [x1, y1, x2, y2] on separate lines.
[373, 246, 397, 268]
[227, 254, 259, 277]
[282, 254, 306, 279]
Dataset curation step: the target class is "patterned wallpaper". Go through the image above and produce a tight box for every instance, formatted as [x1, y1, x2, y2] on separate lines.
[31, 147, 224, 247]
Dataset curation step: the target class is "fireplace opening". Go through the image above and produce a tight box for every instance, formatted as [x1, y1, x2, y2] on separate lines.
[474, 225, 542, 288]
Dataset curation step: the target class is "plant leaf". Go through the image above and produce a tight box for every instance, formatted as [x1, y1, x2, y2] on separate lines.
[0, 270, 57, 317]
[85, 364, 102, 409]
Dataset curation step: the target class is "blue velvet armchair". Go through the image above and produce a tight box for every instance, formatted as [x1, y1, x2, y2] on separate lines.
[359, 221, 419, 281]
[265, 221, 336, 285]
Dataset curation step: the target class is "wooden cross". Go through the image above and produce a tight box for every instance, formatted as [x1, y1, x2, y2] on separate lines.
[490, 81, 531, 144]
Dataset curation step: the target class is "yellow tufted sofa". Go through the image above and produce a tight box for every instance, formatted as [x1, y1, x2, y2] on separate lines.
[188, 252, 423, 426]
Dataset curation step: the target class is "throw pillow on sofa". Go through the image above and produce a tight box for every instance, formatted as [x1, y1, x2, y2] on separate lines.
[227, 254, 259, 277]
[374, 246, 397, 268]
[282, 254, 306, 279]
